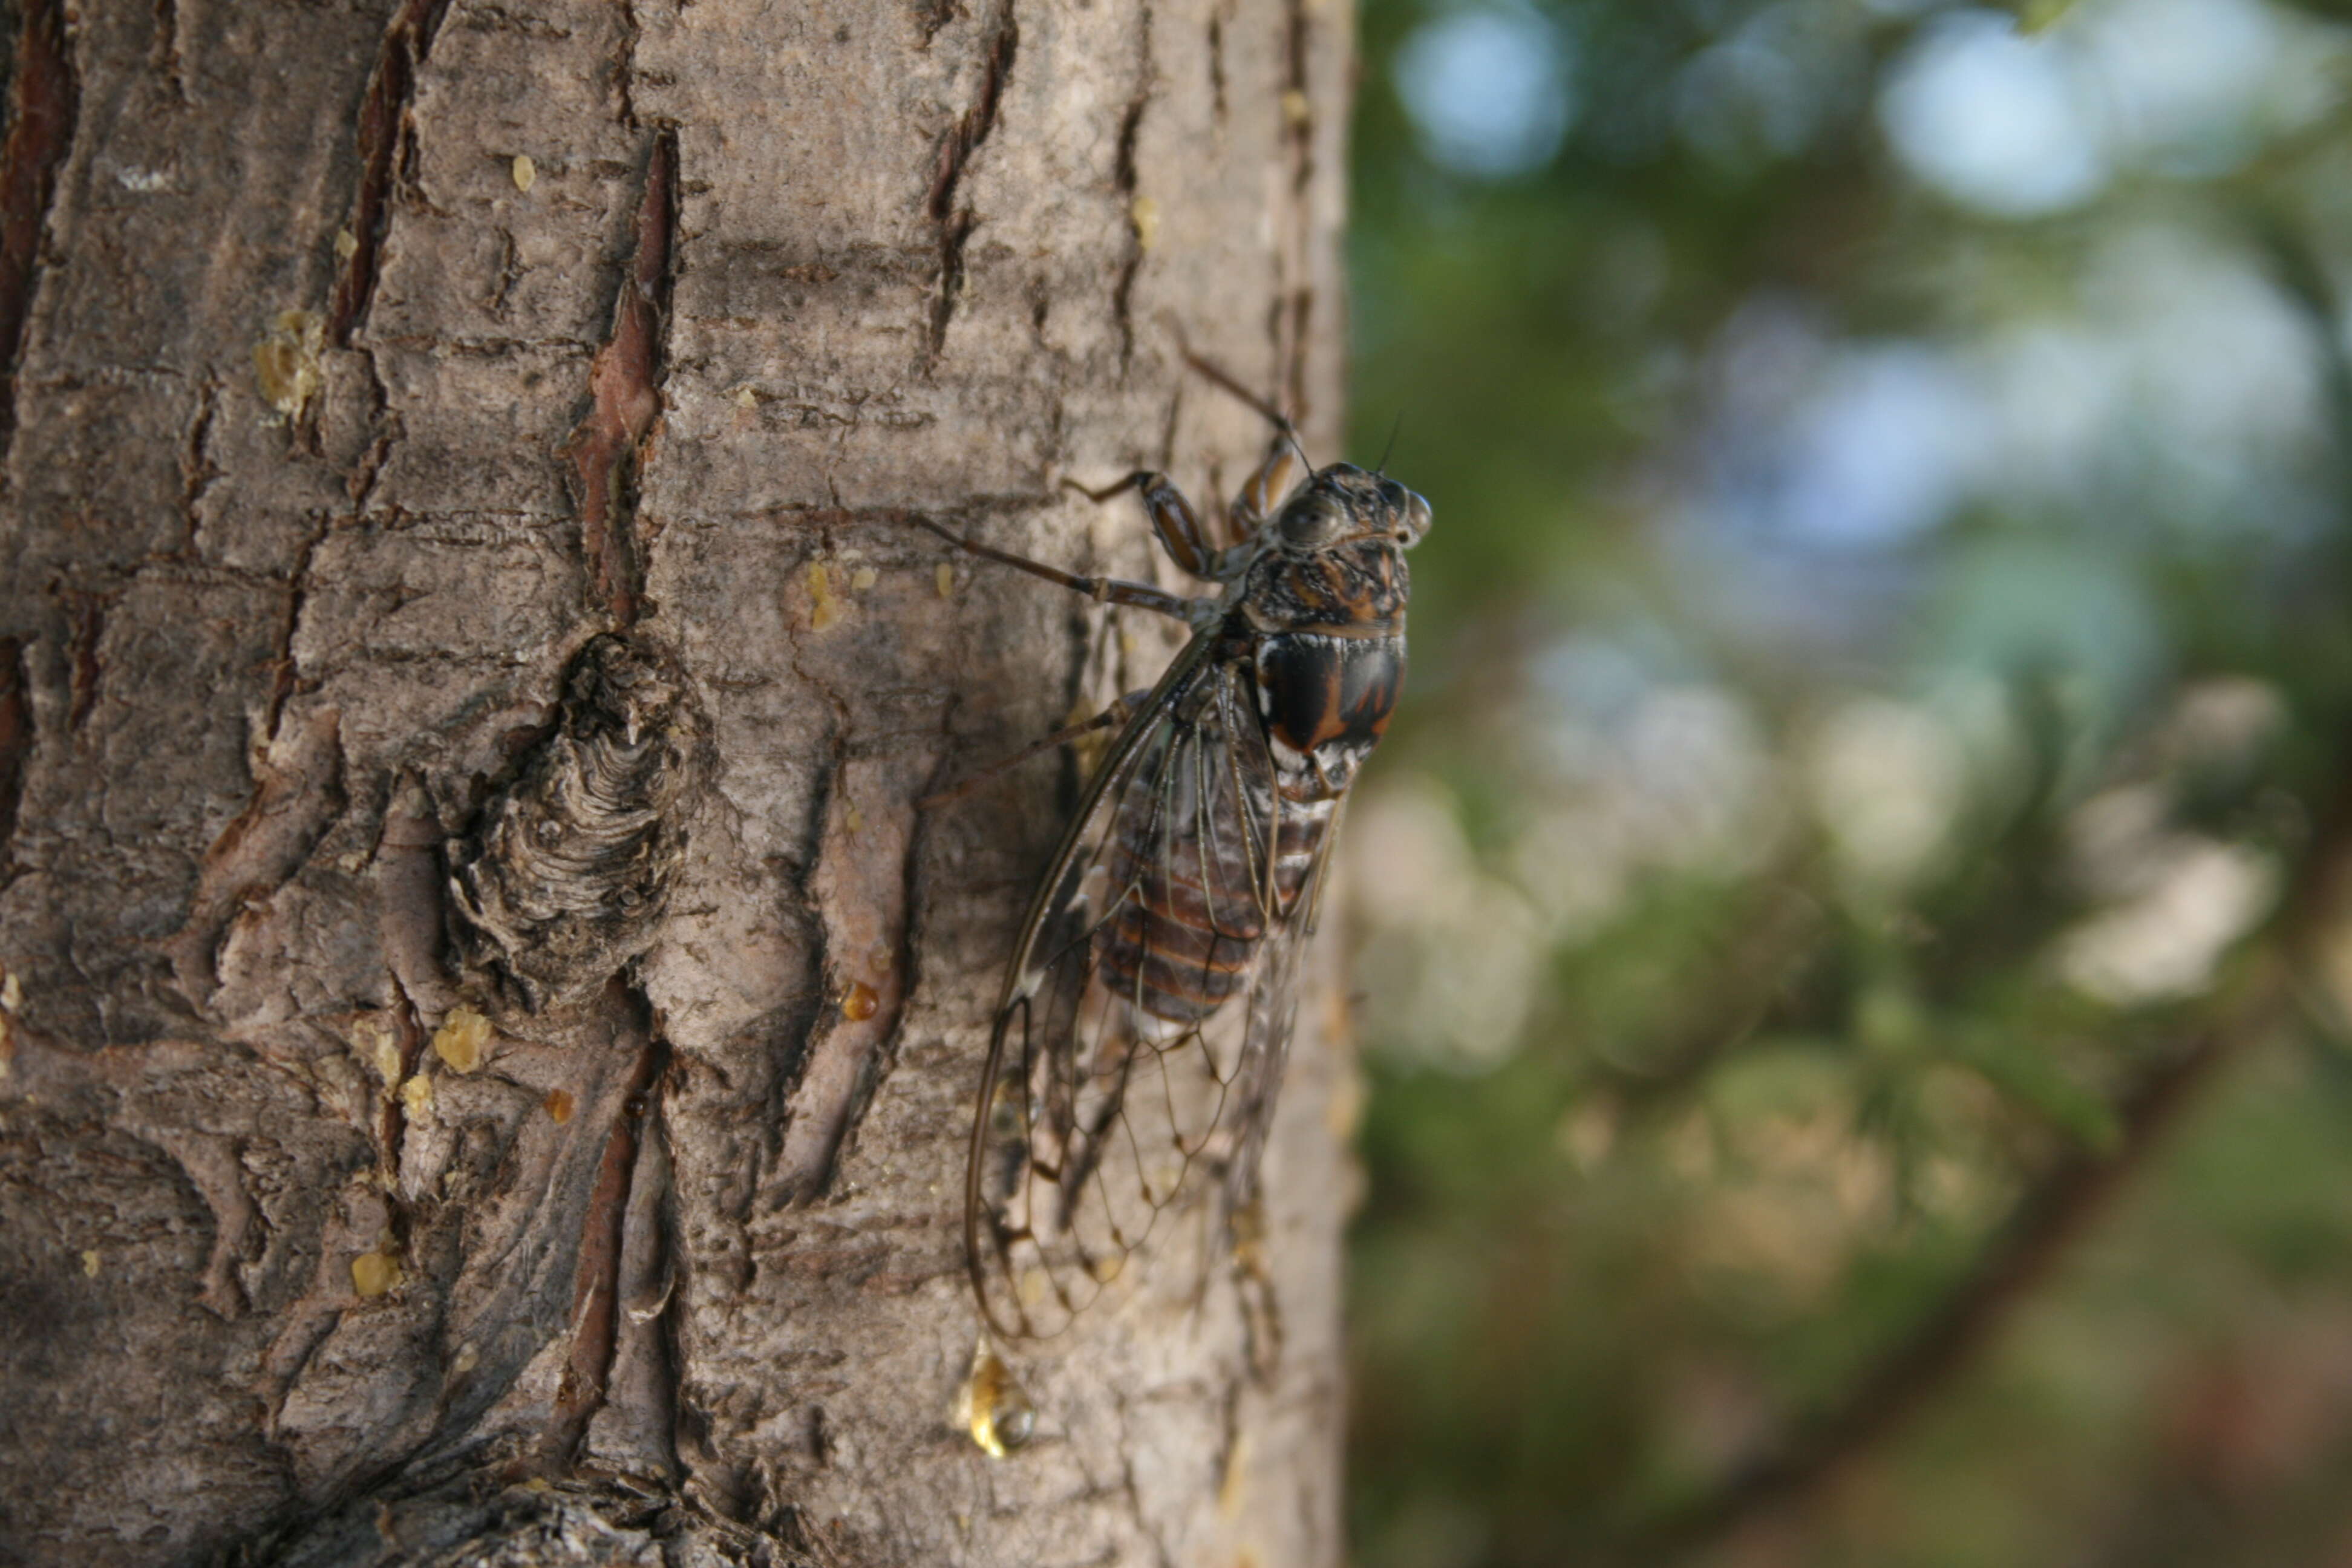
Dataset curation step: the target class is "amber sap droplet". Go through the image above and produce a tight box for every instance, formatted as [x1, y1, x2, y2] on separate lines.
[956, 1344, 1036, 1459]
[433, 1005, 492, 1073]
[808, 563, 843, 631]
[841, 981, 880, 1022]
[351, 1249, 402, 1298]
[545, 1089, 576, 1124]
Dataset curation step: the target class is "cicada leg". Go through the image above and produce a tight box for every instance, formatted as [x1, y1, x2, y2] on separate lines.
[1065, 340, 1306, 558]
[1224, 438, 1296, 543]
[920, 689, 1153, 809]
[1062, 470, 1220, 581]
[1165, 345, 1306, 544]
[912, 516, 1197, 621]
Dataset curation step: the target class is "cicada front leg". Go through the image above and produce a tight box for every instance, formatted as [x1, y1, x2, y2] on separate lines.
[1225, 437, 1297, 543]
[912, 515, 1197, 621]
[1163, 347, 1306, 545]
[1062, 470, 1221, 581]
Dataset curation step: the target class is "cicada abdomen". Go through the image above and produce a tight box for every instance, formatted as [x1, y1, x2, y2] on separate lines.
[1096, 675, 1277, 1024]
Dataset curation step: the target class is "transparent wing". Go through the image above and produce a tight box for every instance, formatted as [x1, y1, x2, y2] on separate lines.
[964, 636, 1331, 1340]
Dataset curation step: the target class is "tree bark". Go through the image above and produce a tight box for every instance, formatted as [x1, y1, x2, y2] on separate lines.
[0, 2, 1355, 1564]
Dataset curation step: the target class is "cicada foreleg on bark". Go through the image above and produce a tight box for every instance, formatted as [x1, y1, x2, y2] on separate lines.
[912, 351, 1301, 800]
[1059, 469, 1224, 581]
[910, 514, 1198, 621]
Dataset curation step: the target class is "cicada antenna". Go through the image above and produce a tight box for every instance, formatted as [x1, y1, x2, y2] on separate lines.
[1165, 319, 1315, 472]
[1180, 349, 1300, 440]
[1374, 410, 1404, 477]
[1185, 352, 1317, 474]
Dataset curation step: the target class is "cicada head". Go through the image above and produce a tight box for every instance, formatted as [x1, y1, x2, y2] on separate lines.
[1275, 462, 1431, 554]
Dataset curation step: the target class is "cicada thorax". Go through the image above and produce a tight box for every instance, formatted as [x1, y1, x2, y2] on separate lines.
[1251, 534, 1410, 801]
[1256, 632, 1405, 795]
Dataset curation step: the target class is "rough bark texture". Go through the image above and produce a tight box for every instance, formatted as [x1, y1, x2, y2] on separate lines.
[0, 2, 1355, 1564]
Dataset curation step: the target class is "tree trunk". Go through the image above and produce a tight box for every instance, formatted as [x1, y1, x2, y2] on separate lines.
[0, 2, 1355, 1563]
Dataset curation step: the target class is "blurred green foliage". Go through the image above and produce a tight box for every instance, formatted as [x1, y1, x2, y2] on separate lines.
[1342, 1, 2352, 1563]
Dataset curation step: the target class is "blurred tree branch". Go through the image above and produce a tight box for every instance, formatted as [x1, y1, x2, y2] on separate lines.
[1619, 207, 2352, 1566]
[1634, 690, 2352, 1564]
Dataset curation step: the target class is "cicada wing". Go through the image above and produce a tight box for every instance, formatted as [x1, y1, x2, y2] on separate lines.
[1221, 788, 1345, 1216]
[967, 651, 1308, 1340]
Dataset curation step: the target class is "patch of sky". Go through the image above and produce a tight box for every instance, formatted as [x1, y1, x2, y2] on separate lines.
[2076, 0, 2290, 175]
[1688, 302, 1997, 552]
[1670, 214, 2324, 604]
[1879, 8, 2109, 217]
[2078, 223, 2322, 467]
[1878, 0, 2339, 218]
[1393, 3, 1578, 178]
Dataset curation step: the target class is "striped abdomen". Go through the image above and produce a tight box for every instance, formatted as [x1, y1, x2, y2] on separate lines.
[1094, 716, 1338, 1025]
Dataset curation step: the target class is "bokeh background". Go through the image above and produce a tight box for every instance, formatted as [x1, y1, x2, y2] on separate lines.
[1338, 1, 2352, 1563]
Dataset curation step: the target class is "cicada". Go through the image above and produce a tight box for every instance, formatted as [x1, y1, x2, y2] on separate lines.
[921, 356, 1430, 1341]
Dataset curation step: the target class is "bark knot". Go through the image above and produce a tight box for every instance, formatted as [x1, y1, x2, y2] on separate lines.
[448, 633, 713, 1014]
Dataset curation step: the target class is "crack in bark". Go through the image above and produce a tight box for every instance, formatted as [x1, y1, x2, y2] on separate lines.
[266, 509, 333, 743]
[916, 0, 967, 47]
[0, 636, 29, 875]
[150, 0, 188, 105]
[59, 584, 105, 733]
[377, 776, 456, 1178]
[0, 0, 77, 456]
[926, 3, 1018, 358]
[566, 130, 678, 631]
[1109, 7, 1154, 371]
[327, 0, 454, 348]
[177, 376, 220, 556]
[348, 348, 400, 509]
[1113, 1401, 1181, 1568]
[759, 630, 846, 1204]
[1207, 5, 1228, 128]
[166, 705, 347, 1011]
[773, 750, 930, 1203]
[485, 226, 521, 319]
[615, 0, 644, 129]
[380, 981, 428, 1179]
[547, 986, 670, 1468]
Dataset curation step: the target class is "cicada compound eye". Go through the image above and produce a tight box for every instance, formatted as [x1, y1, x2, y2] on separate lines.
[1278, 494, 1349, 550]
[1394, 488, 1431, 546]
